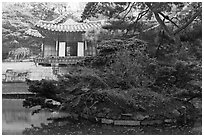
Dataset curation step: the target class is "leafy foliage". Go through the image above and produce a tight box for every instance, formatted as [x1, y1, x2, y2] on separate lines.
[8, 47, 32, 60]
[23, 2, 201, 125]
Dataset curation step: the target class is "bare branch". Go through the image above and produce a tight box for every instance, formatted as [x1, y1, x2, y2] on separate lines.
[154, 12, 173, 37]
[114, 2, 131, 18]
[173, 9, 202, 35]
[143, 24, 159, 32]
[145, 2, 172, 37]
[135, 9, 149, 22]
[121, 2, 136, 20]
[158, 12, 180, 28]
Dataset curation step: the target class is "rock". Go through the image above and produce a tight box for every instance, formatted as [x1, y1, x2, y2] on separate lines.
[97, 112, 106, 118]
[121, 113, 133, 120]
[45, 99, 61, 106]
[81, 114, 89, 119]
[133, 114, 148, 121]
[101, 118, 113, 124]
[30, 105, 41, 111]
[114, 120, 140, 126]
[58, 121, 69, 126]
[164, 119, 173, 123]
[172, 109, 181, 117]
[52, 100, 61, 106]
[121, 113, 133, 117]
[141, 120, 163, 125]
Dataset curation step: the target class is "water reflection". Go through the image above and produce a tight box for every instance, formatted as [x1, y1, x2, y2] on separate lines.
[2, 99, 201, 135]
[2, 99, 54, 135]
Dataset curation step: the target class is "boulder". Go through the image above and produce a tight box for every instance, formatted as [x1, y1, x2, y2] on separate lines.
[164, 119, 175, 123]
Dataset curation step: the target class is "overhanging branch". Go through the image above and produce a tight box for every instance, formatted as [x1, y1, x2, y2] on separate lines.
[135, 9, 149, 22]
[145, 2, 172, 37]
[154, 12, 173, 37]
[174, 8, 202, 35]
[121, 2, 136, 20]
[158, 12, 180, 28]
[114, 2, 131, 18]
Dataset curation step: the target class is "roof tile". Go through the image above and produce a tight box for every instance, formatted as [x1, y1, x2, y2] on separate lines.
[35, 19, 102, 32]
[25, 29, 44, 38]
[29, 12, 104, 35]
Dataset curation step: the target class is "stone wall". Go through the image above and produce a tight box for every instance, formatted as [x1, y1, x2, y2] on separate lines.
[2, 63, 76, 83]
[2, 69, 29, 82]
[2, 66, 58, 82]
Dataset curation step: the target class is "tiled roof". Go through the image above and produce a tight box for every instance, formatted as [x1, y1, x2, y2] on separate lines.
[35, 13, 103, 32]
[35, 21, 102, 32]
[25, 29, 44, 38]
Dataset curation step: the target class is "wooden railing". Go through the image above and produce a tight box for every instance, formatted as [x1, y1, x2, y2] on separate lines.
[34, 56, 87, 65]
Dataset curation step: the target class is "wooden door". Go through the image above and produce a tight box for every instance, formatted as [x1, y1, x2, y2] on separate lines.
[59, 42, 66, 57]
[77, 42, 84, 56]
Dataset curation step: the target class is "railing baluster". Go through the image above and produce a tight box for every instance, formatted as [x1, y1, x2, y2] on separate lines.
[34, 56, 87, 65]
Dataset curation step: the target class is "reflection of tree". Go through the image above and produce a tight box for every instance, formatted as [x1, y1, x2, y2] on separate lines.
[2, 99, 51, 131]
[3, 110, 31, 123]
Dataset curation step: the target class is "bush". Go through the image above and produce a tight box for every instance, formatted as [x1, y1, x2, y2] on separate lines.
[24, 34, 201, 124]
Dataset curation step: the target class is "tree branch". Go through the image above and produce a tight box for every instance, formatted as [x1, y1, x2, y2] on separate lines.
[153, 12, 182, 48]
[145, 2, 172, 37]
[173, 9, 202, 35]
[143, 24, 159, 32]
[154, 12, 173, 37]
[158, 12, 180, 28]
[135, 9, 149, 22]
[114, 2, 131, 18]
[121, 2, 136, 20]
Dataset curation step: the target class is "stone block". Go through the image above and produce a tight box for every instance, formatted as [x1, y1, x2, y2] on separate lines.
[133, 114, 148, 121]
[101, 118, 114, 124]
[164, 119, 172, 123]
[114, 120, 140, 126]
[172, 109, 180, 117]
[141, 119, 163, 125]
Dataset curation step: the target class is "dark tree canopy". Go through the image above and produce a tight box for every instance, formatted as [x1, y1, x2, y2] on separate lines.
[82, 2, 202, 40]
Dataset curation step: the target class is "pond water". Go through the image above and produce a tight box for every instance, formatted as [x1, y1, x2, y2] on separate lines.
[3, 99, 49, 134]
[2, 99, 202, 135]
[2, 82, 202, 135]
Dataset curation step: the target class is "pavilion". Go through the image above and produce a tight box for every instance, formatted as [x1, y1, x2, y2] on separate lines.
[26, 13, 103, 65]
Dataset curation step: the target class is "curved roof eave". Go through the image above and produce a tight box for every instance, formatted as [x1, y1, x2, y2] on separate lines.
[25, 29, 44, 38]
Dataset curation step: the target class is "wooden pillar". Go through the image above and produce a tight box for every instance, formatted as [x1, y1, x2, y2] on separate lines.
[55, 40, 58, 56]
[41, 43, 44, 57]
[84, 41, 88, 56]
